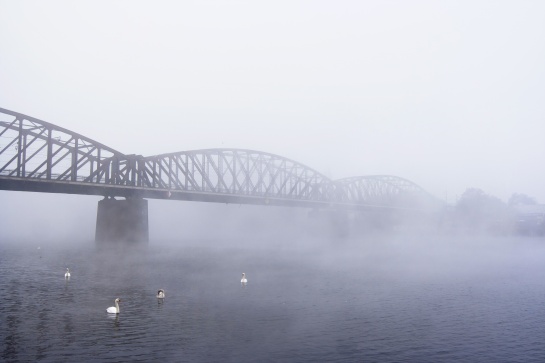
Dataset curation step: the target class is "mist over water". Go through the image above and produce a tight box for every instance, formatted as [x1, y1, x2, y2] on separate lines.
[2, 219, 545, 362]
[1, 0, 543, 360]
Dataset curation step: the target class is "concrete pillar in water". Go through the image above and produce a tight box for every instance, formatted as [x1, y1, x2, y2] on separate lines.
[95, 197, 149, 243]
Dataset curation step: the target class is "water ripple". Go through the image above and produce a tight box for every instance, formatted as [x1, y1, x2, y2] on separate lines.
[2, 239, 545, 362]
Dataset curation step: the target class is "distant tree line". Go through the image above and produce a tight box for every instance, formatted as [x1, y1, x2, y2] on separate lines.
[439, 188, 544, 236]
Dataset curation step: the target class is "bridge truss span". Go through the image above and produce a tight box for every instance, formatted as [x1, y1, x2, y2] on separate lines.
[335, 175, 438, 209]
[0, 107, 438, 210]
[0, 108, 129, 185]
[141, 149, 337, 202]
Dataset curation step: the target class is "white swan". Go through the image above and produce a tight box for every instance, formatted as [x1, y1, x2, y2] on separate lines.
[65, 268, 71, 278]
[241, 273, 247, 283]
[107, 298, 121, 314]
[157, 289, 165, 299]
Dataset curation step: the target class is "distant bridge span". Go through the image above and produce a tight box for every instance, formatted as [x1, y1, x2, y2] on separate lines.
[0, 107, 439, 241]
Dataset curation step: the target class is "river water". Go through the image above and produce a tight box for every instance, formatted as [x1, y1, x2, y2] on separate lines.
[1, 234, 545, 362]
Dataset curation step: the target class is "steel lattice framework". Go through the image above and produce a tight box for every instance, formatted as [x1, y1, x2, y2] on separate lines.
[0, 107, 437, 210]
[337, 175, 430, 203]
[140, 150, 337, 201]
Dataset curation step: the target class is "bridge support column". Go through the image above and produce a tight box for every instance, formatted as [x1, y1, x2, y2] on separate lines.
[95, 197, 149, 243]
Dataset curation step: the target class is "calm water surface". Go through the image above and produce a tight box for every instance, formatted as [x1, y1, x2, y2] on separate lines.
[2, 235, 545, 362]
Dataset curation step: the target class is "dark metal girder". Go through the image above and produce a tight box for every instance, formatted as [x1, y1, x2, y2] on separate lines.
[0, 108, 439, 212]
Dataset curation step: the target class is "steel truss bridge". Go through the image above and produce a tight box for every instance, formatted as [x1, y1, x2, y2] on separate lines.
[0, 107, 437, 212]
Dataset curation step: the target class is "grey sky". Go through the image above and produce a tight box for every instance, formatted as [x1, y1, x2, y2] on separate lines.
[1, 0, 544, 203]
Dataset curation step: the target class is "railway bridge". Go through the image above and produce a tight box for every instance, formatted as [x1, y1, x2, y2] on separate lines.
[0, 107, 439, 242]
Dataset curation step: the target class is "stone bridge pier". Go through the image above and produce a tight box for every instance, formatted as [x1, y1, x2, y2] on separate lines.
[95, 197, 149, 243]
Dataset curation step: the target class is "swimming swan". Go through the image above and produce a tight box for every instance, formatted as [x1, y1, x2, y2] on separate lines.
[157, 289, 165, 299]
[107, 298, 121, 314]
[65, 268, 71, 278]
[241, 273, 247, 283]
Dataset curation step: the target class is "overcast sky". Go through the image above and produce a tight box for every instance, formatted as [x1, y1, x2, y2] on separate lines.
[1, 0, 544, 204]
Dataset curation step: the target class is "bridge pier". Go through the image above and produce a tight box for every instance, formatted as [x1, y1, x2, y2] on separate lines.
[95, 197, 149, 243]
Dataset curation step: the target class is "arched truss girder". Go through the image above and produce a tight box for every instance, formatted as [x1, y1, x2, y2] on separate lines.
[334, 175, 433, 205]
[0, 107, 135, 185]
[0, 107, 436, 208]
[140, 149, 337, 201]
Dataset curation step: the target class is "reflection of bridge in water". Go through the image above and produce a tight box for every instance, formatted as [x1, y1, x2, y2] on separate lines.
[0, 107, 440, 242]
